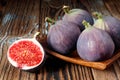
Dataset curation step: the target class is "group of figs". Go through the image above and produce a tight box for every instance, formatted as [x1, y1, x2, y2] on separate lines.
[7, 6, 120, 71]
[47, 6, 120, 62]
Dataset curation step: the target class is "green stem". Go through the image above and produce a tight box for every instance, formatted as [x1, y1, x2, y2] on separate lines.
[82, 20, 92, 29]
[45, 17, 55, 24]
[92, 12, 102, 19]
[63, 5, 70, 14]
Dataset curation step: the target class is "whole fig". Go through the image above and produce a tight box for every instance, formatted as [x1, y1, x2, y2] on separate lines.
[47, 18, 81, 54]
[62, 6, 94, 31]
[93, 12, 120, 49]
[77, 20, 115, 61]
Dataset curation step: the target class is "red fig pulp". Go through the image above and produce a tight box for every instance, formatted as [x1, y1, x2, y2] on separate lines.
[7, 34, 45, 70]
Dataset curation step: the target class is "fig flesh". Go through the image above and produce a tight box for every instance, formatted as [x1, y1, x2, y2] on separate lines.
[77, 21, 115, 61]
[7, 32, 45, 71]
[62, 6, 94, 31]
[47, 19, 81, 54]
[93, 12, 120, 49]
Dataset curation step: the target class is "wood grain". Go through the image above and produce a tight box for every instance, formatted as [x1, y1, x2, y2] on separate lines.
[1, 0, 120, 80]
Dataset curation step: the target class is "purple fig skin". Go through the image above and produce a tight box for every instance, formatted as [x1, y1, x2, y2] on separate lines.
[77, 27, 115, 61]
[63, 9, 94, 31]
[94, 16, 120, 49]
[47, 20, 81, 54]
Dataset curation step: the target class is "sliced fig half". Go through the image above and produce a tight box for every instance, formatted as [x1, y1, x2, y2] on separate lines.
[7, 32, 45, 71]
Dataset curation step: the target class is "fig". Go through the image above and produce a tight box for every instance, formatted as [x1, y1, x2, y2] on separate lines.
[77, 20, 115, 61]
[93, 12, 120, 49]
[7, 32, 45, 71]
[62, 6, 94, 31]
[46, 17, 81, 54]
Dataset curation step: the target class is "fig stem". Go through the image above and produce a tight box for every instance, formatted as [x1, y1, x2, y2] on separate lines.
[34, 32, 40, 39]
[45, 17, 55, 24]
[63, 5, 70, 13]
[82, 20, 91, 29]
[92, 12, 102, 19]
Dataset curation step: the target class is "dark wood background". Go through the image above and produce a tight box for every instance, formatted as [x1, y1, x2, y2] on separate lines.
[0, 0, 120, 80]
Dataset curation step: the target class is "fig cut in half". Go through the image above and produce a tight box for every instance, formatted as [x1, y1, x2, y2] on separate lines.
[7, 32, 45, 71]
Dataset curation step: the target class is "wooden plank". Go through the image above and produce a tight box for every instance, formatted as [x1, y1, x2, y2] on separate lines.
[14, 0, 30, 36]
[1, 0, 27, 80]
[78, 66, 93, 80]
[0, 0, 39, 80]
[0, 0, 18, 79]
[0, 0, 14, 36]
[92, 66, 118, 80]
[104, 0, 120, 18]
[58, 68, 65, 80]
[113, 60, 120, 80]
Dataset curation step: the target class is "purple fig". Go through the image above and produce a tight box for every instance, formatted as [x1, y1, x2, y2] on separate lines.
[46, 17, 81, 54]
[77, 20, 115, 61]
[93, 12, 120, 49]
[62, 6, 94, 31]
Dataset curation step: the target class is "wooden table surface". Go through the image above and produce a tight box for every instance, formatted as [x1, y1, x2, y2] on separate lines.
[1, 0, 120, 80]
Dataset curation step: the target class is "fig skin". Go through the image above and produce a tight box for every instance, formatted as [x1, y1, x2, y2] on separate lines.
[62, 6, 94, 31]
[47, 20, 81, 54]
[93, 13, 120, 49]
[77, 21, 115, 61]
